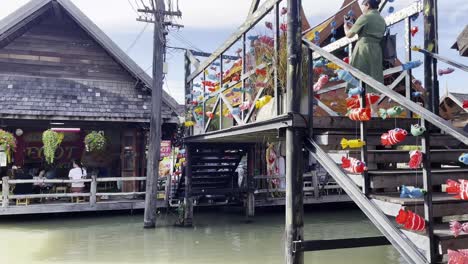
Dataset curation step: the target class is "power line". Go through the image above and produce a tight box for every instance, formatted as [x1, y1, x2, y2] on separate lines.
[171, 32, 202, 52]
[127, 0, 139, 15]
[126, 23, 150, 53]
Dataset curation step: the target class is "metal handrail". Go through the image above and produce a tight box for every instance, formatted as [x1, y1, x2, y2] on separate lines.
[305, 138, 427, 264]
[302, 38, 468, 145]
[413, 46, 468, 72]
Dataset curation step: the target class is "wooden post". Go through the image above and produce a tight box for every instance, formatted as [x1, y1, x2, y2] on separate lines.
[144, 0, 165, 229]
[359, 81, 370, 195]
[90, 175, 97, 206]
[285, 0, 304, 263]
[246, 146, 255, 219]
[183, 144, 193, 227]
[2, 177, 9, 207]
[312, 172, 319, 199]
[404, 17, 413, 118]
[424, 0, 438, 114]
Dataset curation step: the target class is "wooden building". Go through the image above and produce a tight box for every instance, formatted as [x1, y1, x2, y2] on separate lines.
[452, 25, 468, 57]
[0, 0, 181, 214]
[440, 92, 468, 129]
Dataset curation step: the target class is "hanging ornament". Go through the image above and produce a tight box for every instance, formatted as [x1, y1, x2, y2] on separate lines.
[445, 179, 468, 200]
[343, 57, 350, 64]
[402, 60, 423, 70]
[396, 209, 425, 231]
[408, 150, 423, 169]
[347, 86, 364, 97]
[438, 67, 455, 76]
[341, 157, 368, 174]
[281, 7, 287, 15]
[410, 26, 419, 37]
[380, 128, 408, 146]
[378, 106, 405, 119]
[239, 101, 252, 111]
[255, 95, 272, 109]
[184, 121, 195, 127]
[400, 185, 425, 199]
[340, 138, 366, 149]
[388, 6, 395, 13]
[450, 221, 468, 237]
[265, 21, 273, 30]
[459, 153, 468, 165]
[206, 111, 214, 119]
[313, 67, 324, 75]
[330, 37, 336, 43]
[410, 124, 426, 136]
[313, 74, 329, 92]
[347, 108, 371, 121]
[280, 23, 288, 32]
[255, 68, 267, 76]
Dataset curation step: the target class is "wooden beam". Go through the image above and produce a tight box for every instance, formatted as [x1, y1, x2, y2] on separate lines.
[293, 236, 390, 252]
[247, 0, 261, 17]
[219, 93, 245, 125]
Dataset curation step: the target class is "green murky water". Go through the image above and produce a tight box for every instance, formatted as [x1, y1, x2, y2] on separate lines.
[0, 208, 404, 263]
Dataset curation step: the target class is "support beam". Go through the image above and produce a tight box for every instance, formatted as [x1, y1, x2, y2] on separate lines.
[183, 145, 193, 227]
[246, 147, 255, 219]
[293, 236, 390, 252]
[285, 1, 304, 263]
[143, 0, 164, 229]
[2, 177, 9, 207]
[247, 0, 261, 17]
[424, 0, 438, 114]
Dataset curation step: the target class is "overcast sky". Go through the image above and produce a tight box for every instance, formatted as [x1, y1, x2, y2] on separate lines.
[1, 0, 467, 104]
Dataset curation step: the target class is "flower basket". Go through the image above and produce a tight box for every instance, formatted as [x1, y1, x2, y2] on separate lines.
[0, 130, 16, 163]
[84, 131, 106, 152]
[42, 129, 64, 164]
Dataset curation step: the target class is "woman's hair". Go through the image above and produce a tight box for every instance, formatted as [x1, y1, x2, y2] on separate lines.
[72, 159, 84, 175]
[362, 0, 380, 9]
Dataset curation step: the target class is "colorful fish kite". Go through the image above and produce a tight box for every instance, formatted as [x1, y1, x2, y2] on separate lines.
[396, 209, 425, 231]
[410, 124, 426, 136]
[341, 157, 367, 174]
[340, 138, 366, 149]
[381, 128, 408, 146]
[447, 249, 468, 263]
[313, 75, 329, 92]
[347, 108, 371, 121]
[400, 185, 425, 199]
[379, 106, 405, 119]
[450, 221, 468, 237]
[408, 150, 423, 169]
[438, 67, 455, 76]
[265, 21, 273, 30]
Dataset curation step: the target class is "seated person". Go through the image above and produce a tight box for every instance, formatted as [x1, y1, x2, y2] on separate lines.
[68, 159, 87, 193]
[12, 166, 33, 195]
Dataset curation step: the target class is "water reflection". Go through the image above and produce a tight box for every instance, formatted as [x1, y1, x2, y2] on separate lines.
[0, 208, 404, 264]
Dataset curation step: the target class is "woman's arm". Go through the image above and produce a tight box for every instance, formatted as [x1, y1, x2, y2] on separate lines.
[344, 15, 366, 38]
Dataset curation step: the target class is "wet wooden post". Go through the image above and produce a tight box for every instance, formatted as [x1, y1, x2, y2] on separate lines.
[2, 177, 9, 207]
[285, 0, 304, 264]
[183, 144, 193, 227]
[144, 0, 165, 229]
[246, 146, 255, 219]
[90, 175, 97, 206]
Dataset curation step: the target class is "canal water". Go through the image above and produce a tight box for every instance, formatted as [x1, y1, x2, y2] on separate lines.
[0, 207, 405, 264]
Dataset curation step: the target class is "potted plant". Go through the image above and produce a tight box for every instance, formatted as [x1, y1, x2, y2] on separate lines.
[0, 129, 16, 163]
[84, 131, 106, 152]
[42, 129, 64, 164]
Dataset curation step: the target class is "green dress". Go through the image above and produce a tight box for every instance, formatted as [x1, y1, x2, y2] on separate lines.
[348, 10, 386, 93]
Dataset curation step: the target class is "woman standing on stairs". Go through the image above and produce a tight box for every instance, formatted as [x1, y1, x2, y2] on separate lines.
[344, 0, 386, 113]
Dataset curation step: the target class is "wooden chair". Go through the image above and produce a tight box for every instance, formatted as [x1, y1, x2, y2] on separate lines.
[71, 196, 86, 203]
[55, 186, 67, 193]
[16, 198, 30, 206]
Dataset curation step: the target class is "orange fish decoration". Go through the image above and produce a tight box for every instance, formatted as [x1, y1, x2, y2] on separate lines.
[347, 108, 371, 121]
[202, 81, 216, 87]
[341, 157, 367, 174]
[396, 209, 425, 232]
[255, 68, 267, 76]
[206, 111, 214, 119]
[381, 128, 408, 146]
[445, 179, 468, 200]
[346, 93, 380, 109]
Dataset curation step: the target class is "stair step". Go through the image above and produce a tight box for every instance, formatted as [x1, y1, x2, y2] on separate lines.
[193, 159, 239, 165]
[192, 165, 237, 170]
[349, 168, 468, 188]
[346, 149, 468, 164]
[371, 193, 468, 218]
[192, 171, 234, 176]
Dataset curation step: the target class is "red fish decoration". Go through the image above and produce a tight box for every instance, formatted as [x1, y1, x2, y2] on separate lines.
[346, 94, 380, 109]
[265, 21, 273, 30]
[347, 108, 371, 121]
[445, 179, 468, 200]
[450, 221, 468, 237]
[463, 100, 468, 109]
[313, 67, 324, 75]
[396, 209, 425, 231]
[280, 23, 288, 32]
[341, 157, 368, 174]
[438, 67, 455, 76]
[258, 36, 274, 47]
[408, 150, 423, 169]
[255, 68, 267, 76]
[343, 57, 350, 64]
[208, 87, 217, 92]
[232, 75, 240, 82]
[206, 111, 214, 119]
[191, 101, 198, 106]
[202, 81, 216, 87]
[313, 75, 329, 92]
[410, 26, 419, 37]
[381, 128, 408, 146]
[448, 249, 468, 264]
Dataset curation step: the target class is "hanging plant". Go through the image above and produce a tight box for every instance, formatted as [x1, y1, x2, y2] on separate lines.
[0, 129, 16, 163]
[84, 131, 106, 152]
[42, 129, 64, 164]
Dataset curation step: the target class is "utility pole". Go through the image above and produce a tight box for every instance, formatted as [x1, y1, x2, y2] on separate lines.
[138, 0, 183, 228]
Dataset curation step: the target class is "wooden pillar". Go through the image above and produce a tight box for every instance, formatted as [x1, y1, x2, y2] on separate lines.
[246, 146, 255, 219]
[285, 0, 304, 263]
[2, 177, 9, 207]
[404, 17, 413, 118]
[424, 0, 439, 114]
[183, 144, 193, 227]
[90, 175, 97, 206]
[143, 0, 165, 229]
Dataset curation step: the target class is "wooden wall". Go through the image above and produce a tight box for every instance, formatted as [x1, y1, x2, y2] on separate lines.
[0, 9, 134, 82]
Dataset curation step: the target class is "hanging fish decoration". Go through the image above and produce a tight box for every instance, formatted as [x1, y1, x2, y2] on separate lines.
[313, 75, 329, 92]
[463, 100, 468, 109]
[379, 106, 405, 119]
[232, 75, 240, 82]
[341, 157, 368, 174]
[396, 209, 425, 231]
[259, 36, 274, 47]
[255, 68, 267, 76]
[202, 81, 216, 87]
[280, 23, 287, 32]
[347, 108, 371, 121]
[438, 67, 455, 76]
[459, 153, 468, 165]
[232, 87, 241, 92]
[231, 108, 240, 115]
[239, 101, 252, 111]
[191, 100, 198, 106]
[412, 91, 423, 98]
[210, 66, 217, 71]
[223, 108, 232, 118]
[225, 91, 235, 97]
[206, 111, 214, 119]
[412, 79, 422, 86]
[313, 59, 326, 68]
[326, 62, 341, 70]
[208, 74, 217, 80]
[343, 57, 350, 64]
[346, 94, 380, 109]
[410, 26, 419, 37]
[232, 98, 240, 104]
[335, 69, 360, 87]
[445, 179, 468, 200]
[408, 150, 423, 169]
[330, 37, 336, 43]
[184, 121, 195, 127]
[400, 185, 425, 199]
[401, 60, 423, 71]
[388, 6, 395, 13]
[255, 95, 272, 109]
[347, 86, 364, 97]
[247, 35, 259, 41]
[265, 21, 273, 30]
[381, 128, 408, 146]
[212, 62, 221, 67]
[410, 124, 426, 136]
[448, 249, 468, 263]
[340, 138, 366, 149]
[256, 82, 267, 88]
[281, 7, 287, 15]
[193, 83, 201, 88]
[314, 67, 324, 75]
[450, 221, 468, 237]
[207, 87, 217, 92]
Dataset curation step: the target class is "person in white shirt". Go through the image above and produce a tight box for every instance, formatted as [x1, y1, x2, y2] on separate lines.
[68, 159, 87, 193]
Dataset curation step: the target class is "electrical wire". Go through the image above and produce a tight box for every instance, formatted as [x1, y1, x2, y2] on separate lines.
[173, 32, 201, 52]
[126, 23, 150, 53]
[127, 0, 139, 15]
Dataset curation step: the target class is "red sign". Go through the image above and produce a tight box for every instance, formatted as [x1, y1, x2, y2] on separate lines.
[160, 140, 171, 158]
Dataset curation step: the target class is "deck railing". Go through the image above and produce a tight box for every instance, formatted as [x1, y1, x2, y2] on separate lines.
[1, 176, 148, 207]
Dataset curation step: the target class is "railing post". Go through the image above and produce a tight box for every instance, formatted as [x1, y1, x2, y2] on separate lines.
[424, 0, 439, 115]
[359, 81, 370, 195]
[404, 17, 413, 118]
[2, 177, 9, 207]
[285, 0, 304, 263]
[307, 48, 313, 137]
[183, 144, 193, 227]
[219, 55, 223, 130]
[241, 33, 247, 121]
[274, 2, 281, 116]
[246, 146, 255, 219]
[90, 175, 97, 206]
[421, 118, 436, 262]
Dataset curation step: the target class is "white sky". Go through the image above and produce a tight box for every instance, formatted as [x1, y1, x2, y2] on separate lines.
[0, 0, 467, 104]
